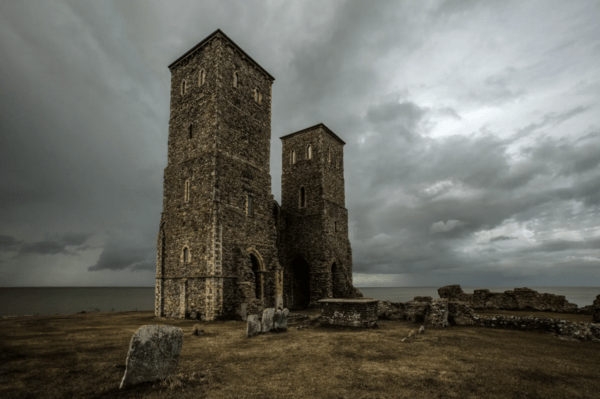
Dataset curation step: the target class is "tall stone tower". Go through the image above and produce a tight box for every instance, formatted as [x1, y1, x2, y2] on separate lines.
[279, 123, 358, 309]
[155, 29, 282, 321]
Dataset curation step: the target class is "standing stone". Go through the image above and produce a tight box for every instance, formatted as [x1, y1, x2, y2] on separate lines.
[246, 315, 262, 338]
[120, 325, 183, 389]
[423, 299, 449, 329]
[261, 308, 275, 333]
[273, 309, 288, 332]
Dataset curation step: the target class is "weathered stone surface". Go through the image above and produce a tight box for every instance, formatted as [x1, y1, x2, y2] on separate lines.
[474, 315, 600, 342]
[120, 325, 183, 389]
[418, 325, 425, 334]
[413, 296, 433, 303]
[448, 301, 476, 326]
[404, 301, 429, 323]
[261, 308, 275, 333]
[283, 308, 290, 318]
[246, 314, 262, 338]
[272, 309, 288, 332]
[439, 285, 579, 313]
[377, 300, 402, 320]
[319, 299, 378, 328]
[423, 299, 449, 329]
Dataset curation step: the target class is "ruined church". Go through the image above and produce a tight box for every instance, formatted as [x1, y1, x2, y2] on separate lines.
[155, 29, 362, 321]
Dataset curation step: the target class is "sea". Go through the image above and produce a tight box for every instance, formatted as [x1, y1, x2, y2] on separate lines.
[0, 286, 598, 317]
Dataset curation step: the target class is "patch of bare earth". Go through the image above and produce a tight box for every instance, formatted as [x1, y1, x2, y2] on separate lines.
[0, 310, 598, 398]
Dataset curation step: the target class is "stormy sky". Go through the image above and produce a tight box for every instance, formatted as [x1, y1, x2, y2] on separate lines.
[1, 0, 599, 288]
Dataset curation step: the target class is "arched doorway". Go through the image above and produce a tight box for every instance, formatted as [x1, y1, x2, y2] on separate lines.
[291, 255, 310, 309]
[331, 262, 343, 298]
[250, 254, 263, 300]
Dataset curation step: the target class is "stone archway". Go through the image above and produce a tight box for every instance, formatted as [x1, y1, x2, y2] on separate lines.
[249, 253, 263, 300]
[291, 255, 311, 310]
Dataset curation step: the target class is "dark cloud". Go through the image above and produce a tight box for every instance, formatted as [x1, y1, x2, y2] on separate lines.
[490, 236, 517, 243]
[88, 241, 155, 272]
[0, 1, 599, 287]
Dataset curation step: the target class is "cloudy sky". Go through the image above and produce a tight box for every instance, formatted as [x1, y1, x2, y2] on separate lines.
[1, 0, 599, 288]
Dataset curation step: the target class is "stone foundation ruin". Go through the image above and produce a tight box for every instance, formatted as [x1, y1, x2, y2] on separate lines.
[318, 299, 379, 328]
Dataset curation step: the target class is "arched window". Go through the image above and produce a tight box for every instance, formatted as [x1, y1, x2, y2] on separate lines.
[300, 187, 306, 208]
[334, 221, 337, 232]
[182, 80, 186, 95]
[307, 144, 312, 160]
[328, 148, 331, 163]
[199, 69, 205, 86]
[183, 247, 189, 263]
[184, 180, 190, 203]
[336, 154, 339, 169]
[188, 124, 193, 139]
[291, 150, 296, 164]
[233, 72, 238, 88]
[331, 153, 335, 167]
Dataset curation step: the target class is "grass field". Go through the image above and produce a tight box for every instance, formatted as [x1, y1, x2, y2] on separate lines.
[1, 310, 599, 399]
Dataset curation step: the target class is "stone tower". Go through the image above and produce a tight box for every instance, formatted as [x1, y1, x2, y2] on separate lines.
[279, 124, 359, 309]
[155, 29, 282, 321]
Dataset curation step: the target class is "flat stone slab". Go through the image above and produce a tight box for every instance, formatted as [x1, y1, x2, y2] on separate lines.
[318, 299, 380, 304]
[120, 325, 183, 389]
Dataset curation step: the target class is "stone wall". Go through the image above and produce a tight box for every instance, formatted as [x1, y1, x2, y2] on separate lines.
[438, 285, 580, 313]
[319, 299, 378, 328]
[473, 314, 600, 342]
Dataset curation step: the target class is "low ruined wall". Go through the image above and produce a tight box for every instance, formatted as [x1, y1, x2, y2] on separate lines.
[438, 284, 582, 313]
[473, 314, 600, 342]
[318, 299, 378, 328]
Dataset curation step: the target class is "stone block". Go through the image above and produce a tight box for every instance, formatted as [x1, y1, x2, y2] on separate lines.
[119, 325, 183, 389]
[423, 299, 449, 329]
[448, 301, 476, 326]
[261, 308, 275, 333]
[272, 309, 288, 332]
[246, 315, 262, 337]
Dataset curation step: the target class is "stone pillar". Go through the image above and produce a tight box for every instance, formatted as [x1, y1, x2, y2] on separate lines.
[275, 269, 284, 309]
[180, 278, 187, 319]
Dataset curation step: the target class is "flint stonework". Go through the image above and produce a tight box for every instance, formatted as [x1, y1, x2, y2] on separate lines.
[119, 325, 183, 389]
[155, 29, 362, 322]
[423, 299, 449, 329]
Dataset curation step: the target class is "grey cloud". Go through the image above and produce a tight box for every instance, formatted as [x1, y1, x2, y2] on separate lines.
[490, 235, 517, 242]
[0, 234, 20, 251]
[88, 241, 155, 272]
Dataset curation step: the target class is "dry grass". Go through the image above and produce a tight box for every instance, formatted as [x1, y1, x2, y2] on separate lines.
[1, 310, 599, 399]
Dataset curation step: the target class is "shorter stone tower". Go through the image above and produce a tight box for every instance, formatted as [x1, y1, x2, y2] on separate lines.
[279, 123, 360, 309]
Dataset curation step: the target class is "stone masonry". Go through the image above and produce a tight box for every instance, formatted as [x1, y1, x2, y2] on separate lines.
[155, 29, 362, 321]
